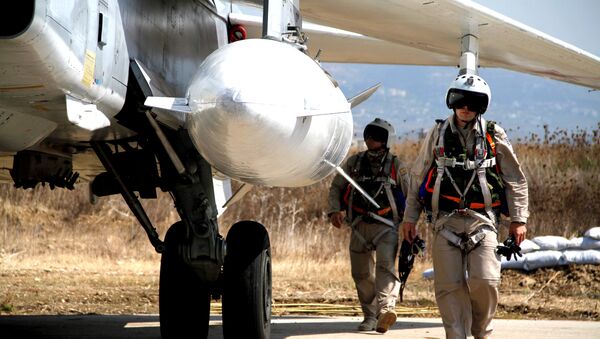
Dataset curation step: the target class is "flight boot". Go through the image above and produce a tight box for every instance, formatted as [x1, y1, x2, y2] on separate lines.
[376, 310, 397, 333]
[357, 317, 377, 331]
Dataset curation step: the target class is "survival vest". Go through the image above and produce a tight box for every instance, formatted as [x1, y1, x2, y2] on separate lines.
[418, 118, 507, 221]
[342, 151, 405, 223]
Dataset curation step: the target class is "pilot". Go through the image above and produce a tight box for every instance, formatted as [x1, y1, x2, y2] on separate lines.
[327, 118, 409, 333]
[401, 74, 529, 339]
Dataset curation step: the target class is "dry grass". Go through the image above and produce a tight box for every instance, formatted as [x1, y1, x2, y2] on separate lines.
[0, 127, 599, 318]
[0, 126, 600, 320]
[0, 128, 599, 261]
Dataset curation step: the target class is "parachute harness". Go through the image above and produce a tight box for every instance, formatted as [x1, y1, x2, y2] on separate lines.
[431, 117, 498, 252]
[344, 150, 402, 251]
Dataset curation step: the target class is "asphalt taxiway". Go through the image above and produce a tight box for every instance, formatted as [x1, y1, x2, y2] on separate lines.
[1, 314, 599, 338]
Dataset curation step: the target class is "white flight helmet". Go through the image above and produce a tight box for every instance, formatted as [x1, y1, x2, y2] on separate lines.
[446, 74, 491, 114]
[363, 118, 396, 148]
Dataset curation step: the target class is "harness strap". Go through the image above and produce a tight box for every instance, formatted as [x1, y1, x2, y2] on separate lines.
[436, 222, 496, 253]
[431, 119, 450, 224]
[349, 216, 398, 252]
[355, 176, 396, 185]
[346, 151, 398, 224]
[436, 157, 496, 170]
[371, 227, 394, 247]
[349, 217, 372, 251]
[384, 183, 400, 224]
[444, 166, 477, 207]
[433, 208, 496, 232]
[430, 117, 499, 226]
[477, 166, 497, 225]
[475, 117, 497, 225]
[367, 211, 397, 228]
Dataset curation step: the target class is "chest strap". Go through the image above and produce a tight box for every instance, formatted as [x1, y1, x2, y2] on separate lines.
[348, 152, 399, 225]
[430, 117, 497, 226]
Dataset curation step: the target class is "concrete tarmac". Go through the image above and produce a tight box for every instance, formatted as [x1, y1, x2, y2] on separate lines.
[0, 314, 599, 338]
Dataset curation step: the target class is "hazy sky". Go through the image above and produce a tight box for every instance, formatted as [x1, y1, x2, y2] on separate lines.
[474, 0, 600, 56]
[319, 0, 600, 137]
[238, 1, 600, 136]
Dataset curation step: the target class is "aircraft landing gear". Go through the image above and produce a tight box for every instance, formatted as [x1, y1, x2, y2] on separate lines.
[93, 94, 272, 338]
[159, 219, 272, 339]
[223, 221, 272, 339]
[159, 221, 211, 339]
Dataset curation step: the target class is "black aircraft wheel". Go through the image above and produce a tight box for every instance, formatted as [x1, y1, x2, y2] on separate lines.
[159, 221, 211, 339]
[222, 221, 272, 339]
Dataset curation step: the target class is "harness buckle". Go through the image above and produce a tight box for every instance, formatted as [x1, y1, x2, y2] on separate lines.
[455, 208, 468, 216]
[463, 229, 487, 252]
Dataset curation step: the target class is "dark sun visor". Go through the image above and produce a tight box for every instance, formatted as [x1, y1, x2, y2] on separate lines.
[446, 89, 489, 114]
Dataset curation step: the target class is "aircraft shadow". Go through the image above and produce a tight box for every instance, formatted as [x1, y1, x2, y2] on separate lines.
[0, 314, 442, 338]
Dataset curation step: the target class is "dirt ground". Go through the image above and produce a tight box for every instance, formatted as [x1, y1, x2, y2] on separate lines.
[1, 256, 598, 321]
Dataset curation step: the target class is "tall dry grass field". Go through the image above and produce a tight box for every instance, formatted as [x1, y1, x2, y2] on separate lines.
[0, 127, 598, 266]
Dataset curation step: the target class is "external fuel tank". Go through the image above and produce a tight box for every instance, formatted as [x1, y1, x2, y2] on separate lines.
[184, 39, 353, 187]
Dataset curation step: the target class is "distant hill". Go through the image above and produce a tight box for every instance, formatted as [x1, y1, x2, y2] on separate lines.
[323, 63, 600, 141]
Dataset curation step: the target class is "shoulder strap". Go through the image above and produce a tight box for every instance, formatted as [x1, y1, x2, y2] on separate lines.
[486, 120, 497, 156]
[435, 118, 450, 157]
[350, 152, 365, 176]
[382, 152, 396, 183]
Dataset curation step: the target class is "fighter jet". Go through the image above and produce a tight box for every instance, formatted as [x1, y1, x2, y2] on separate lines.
[0, 1, 598, 338]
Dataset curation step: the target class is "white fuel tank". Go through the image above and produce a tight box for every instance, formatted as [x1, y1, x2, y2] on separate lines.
[185, 39, 353, 187]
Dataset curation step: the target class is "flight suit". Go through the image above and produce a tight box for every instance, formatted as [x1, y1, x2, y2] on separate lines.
[403, 114, 529, 339]
[328, 150, 409, 321]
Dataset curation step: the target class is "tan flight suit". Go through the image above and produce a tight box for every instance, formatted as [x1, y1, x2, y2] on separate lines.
[403, 114, 529, 339]
[328, 151, 409, 321]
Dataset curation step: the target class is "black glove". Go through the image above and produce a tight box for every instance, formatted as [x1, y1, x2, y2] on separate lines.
[496, 235, 523, 261]
[398, 236, 426, 302]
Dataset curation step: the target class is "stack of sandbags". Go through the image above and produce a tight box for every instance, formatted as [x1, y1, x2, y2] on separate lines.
[502, 227, 600, 271]
[423, 227, 600, 278]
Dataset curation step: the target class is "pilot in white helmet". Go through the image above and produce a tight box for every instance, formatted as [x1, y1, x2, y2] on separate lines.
[401, 74, 529, 338]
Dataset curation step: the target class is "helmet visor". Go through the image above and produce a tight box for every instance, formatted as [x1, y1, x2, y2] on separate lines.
[363, 125, 388, 143]
[447, 89, 489, 113]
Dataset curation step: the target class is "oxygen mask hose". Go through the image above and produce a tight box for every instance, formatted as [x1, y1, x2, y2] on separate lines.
[496, 235, 522, 261]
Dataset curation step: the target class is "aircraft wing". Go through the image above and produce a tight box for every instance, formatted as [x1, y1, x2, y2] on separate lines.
[235, 0, 600, 90]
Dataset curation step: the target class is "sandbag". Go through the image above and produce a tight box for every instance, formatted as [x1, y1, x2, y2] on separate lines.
[519, 239, 541, 254]
[501, 255, 525, 270]
[584, 227, 600, 240]
[567, 237, 600, 250]
[531, 236, 572, 251]
[522, 250, 567, 271]
[569, 237, 584, 248]
[581, 237, 600, 250]
[563, 249, 600, 265]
